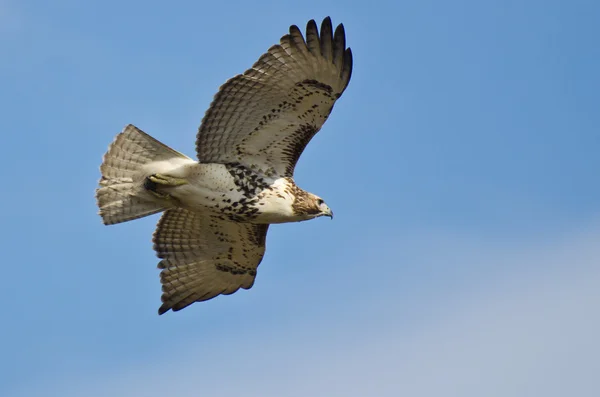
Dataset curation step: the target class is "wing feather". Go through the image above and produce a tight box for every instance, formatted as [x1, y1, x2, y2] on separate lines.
[153, 208, 269, 314]
[319, 17, 334, 62]
[305, 19, 321, 57]
[332, 23, 346, 69]
[342, 48, 353, 91]
[195, 17, 353, 177]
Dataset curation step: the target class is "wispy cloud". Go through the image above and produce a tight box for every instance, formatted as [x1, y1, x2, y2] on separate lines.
[12, 223, 600, 397]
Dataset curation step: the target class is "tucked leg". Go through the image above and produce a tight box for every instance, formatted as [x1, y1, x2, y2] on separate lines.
[144, 174, 188, 199]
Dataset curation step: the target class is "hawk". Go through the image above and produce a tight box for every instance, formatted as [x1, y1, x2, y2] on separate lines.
[96, 17, 353, 314]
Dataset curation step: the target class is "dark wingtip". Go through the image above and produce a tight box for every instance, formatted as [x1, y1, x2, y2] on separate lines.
[334, 22, 346, 40]
[344, 47, 353, 90]
[332, 22, 347, 67]
[289, 24, 301, 36]
[319, 17, 334, 59]
[158, 304, 170, 315]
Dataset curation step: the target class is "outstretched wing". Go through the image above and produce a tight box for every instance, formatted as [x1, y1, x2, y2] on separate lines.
[196, 17, 353, 177]
[153, 208, 269, 314]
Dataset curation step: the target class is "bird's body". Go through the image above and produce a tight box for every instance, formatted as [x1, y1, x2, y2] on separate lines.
[96, 17, 352, 314]
[141, 156, 319, 224]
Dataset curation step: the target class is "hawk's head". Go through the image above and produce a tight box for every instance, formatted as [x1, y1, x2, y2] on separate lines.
[292, 191, 333, 220]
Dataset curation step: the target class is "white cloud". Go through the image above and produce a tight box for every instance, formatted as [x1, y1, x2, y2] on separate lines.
[11, 223, 600, 397]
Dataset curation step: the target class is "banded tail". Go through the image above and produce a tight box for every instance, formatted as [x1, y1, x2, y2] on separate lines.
[96, 124, 188, 225]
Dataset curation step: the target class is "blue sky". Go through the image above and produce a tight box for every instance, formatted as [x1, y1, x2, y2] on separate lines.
[2, 0, 599, 395]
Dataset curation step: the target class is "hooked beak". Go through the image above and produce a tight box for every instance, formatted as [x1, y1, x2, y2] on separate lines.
[323, 206, 333, 219]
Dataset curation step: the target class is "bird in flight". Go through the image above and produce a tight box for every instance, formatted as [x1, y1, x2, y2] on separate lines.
[96, 17, 353, 314]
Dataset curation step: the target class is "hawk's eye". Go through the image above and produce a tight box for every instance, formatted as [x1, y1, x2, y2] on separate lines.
[317, 199, 324, 205]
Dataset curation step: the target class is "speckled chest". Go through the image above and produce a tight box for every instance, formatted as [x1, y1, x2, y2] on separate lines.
[213, 163, 273, 221]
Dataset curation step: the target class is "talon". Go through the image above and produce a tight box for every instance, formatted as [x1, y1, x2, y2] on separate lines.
[148, 174, 188, 187]
[144, 174, 187, 200]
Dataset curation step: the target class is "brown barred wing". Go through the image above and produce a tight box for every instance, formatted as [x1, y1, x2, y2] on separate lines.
[196, 17, 353, 177]
[152, 208, 269, 314]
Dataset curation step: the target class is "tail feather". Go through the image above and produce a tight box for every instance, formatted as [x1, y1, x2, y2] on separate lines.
[96, 178, 165, 225]
[96, 124, 188, 225]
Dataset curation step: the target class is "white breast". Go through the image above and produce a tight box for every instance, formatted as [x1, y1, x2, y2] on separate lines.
[252, 178, 298, 223]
